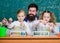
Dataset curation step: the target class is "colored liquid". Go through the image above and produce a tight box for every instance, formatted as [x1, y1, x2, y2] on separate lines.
[21, 31, 26, 36]
[0, 26, 7, 37]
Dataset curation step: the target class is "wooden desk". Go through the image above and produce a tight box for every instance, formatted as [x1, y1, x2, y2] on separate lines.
[0, 36, 60, 43]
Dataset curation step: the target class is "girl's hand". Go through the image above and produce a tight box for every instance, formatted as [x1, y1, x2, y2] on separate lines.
[20, 22, 27, 29]
[39, 20, 47, 25]
[48, 23, 55, 28]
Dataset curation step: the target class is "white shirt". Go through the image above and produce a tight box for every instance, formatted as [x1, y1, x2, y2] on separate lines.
[37, 21, 59, 34]
[8, 21, 32, 35]
[27, 20, 39, 31]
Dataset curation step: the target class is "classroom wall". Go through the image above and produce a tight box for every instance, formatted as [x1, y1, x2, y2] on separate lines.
[0, 0, 60, 22]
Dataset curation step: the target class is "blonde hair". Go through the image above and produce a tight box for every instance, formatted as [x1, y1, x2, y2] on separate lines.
[39, 10, 56, 25]
[17, 9, 26, 16]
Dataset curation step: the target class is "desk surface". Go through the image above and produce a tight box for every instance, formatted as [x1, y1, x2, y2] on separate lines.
[0, 36, 60, 40]
[0, 36, 60, 43]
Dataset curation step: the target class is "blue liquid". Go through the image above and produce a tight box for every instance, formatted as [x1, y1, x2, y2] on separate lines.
[21, 32, 25, 36]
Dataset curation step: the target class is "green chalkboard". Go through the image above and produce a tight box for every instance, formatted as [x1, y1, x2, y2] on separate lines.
[0, 0, 60, 22]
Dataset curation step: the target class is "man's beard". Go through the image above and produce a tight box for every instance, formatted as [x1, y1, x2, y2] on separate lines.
[27, 14, 35, 21]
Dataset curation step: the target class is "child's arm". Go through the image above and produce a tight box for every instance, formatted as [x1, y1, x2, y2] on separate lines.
[54, 26, 59, 34]
[48, 23, 59, 34]
[20, 22, 27, 29]
[8, 22, 15, 29]
[39, 20, 47, 25]
[48, 23, 55, 28]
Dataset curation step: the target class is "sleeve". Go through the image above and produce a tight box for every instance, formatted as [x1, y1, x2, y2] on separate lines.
[8, 22, 15, 29]
[25, 23, 33, 36]
[54, 26, 59, 34]
[32, 20, 40, 31]
[50, 25, 59, 35]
